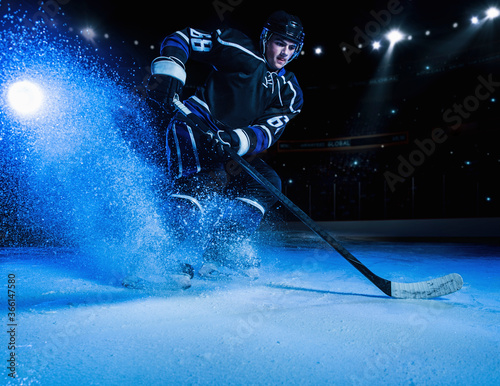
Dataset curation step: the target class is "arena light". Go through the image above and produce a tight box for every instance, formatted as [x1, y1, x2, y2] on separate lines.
[471, 16, 479, 25]
[372, 41, 381, 50]
[386, 29, 404, 46]
[486, 7, 500, 19]
[7, 80, 44, 115]
[81, 27, 96, 41]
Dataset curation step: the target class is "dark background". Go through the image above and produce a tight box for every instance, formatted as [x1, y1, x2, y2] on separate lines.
[5, 0, 500, 221]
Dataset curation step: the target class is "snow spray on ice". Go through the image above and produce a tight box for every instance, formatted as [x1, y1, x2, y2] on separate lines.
[0, 6, 179, 282]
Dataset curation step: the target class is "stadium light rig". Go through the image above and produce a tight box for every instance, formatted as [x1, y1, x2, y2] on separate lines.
[486, 7, 500, 19]
[386, 30, 404, 46]
[81, 27, 96, 42]
[471, 7, 499, 25]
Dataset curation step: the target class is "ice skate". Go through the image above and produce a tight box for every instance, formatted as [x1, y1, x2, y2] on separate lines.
[198, 260, 259, 281]
[198, 198, 263, 280]
[122, 262, 194, 290]
[200, 236, 261, 281]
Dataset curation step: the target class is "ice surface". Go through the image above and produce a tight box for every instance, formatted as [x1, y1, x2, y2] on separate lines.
[0, 7, 498, 385]
[1, 231, 499, 385]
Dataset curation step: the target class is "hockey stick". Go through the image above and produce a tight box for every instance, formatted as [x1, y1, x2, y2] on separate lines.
[173, 99, 463, 299]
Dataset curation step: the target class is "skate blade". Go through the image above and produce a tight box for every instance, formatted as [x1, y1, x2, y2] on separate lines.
[198, 263, 259, 281]
[122, 274, 191, 290]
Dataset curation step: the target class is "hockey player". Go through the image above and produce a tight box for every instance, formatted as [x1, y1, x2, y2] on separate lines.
[147, 10, 305, 279]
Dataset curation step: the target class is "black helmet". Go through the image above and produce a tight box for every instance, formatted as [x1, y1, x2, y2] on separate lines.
[260, 10, 305, 62]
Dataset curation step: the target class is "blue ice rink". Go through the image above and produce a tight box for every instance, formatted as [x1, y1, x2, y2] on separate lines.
[1, 6, 499, 385]
[1, 221, 499, 385]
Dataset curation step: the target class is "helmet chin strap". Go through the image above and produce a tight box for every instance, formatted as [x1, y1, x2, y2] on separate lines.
[261, 35, 276, 71]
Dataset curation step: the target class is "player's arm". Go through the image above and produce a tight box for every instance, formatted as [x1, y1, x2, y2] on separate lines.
[147, 27, 217, 109]
[230, 75, 303, 156]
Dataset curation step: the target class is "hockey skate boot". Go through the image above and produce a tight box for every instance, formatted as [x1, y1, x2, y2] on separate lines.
[164, 193, 204, 244]
[200, 198, 263, 279]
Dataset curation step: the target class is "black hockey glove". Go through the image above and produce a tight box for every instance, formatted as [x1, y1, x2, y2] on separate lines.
[146, 74, 182, 111]
[147, 57, 186, 112]
[209, 130, 240, 158]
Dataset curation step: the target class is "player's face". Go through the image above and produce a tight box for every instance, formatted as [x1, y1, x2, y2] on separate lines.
[265, 35, 298, 71]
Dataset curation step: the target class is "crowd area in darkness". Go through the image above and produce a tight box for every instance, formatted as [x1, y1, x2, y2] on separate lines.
[66, 1, 500, 222]
[267, 63, 500, 221]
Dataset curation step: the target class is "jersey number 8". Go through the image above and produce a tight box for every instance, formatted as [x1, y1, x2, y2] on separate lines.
[190, 29, 212, 52]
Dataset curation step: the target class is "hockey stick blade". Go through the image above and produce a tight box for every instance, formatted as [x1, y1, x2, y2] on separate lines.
[391, 273, 463, 299]
[172, 98, 463, 299]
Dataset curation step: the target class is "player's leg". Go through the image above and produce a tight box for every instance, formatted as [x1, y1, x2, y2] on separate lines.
[200, 158, 281, 277]
[163, 118, 226, 238]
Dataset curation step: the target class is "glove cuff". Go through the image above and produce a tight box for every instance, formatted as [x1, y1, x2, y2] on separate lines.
[151, 56, 186, 85]
[233, 129, 250, 156]
[217, 130, 246, 154]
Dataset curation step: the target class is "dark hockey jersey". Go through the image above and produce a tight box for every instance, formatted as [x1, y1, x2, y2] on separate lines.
[160, 27, 303, 155]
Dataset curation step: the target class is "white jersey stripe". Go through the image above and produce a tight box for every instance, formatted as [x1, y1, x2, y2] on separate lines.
[176, 30, 189, 44]
[286, 80, 300, 114]
[216, 35, 266, 63]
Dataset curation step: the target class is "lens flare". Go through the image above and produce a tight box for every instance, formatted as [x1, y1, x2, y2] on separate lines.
[7, 80, 44, 115]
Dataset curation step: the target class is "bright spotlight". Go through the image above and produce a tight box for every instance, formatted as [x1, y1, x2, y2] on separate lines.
[386, 30, 404, 45]
[314, 46, 323, 55]
[81, 27, 96, 41]
[372, 41, 381, 50]
[486, 7, 500, 19]
[471, 16, 479, 24]
[7, 81, 44, 115]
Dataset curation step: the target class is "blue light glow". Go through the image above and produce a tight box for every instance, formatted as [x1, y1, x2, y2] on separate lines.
[7, 80, 44, 115]
[0, 9, 174, 278]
